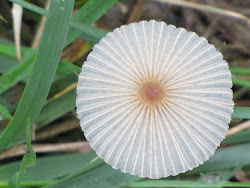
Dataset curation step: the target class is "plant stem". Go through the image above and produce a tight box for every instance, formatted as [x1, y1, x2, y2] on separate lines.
[8, 0, 48, 16]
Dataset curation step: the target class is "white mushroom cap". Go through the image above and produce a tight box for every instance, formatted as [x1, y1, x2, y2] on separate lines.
[76, 20, 234, 179]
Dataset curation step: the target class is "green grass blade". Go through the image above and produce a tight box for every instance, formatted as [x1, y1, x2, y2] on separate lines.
[0, 0, 75, 152]
[0, 180, 57, 187]
[127, 180, 250, 187]
[47, 163, 141, 188]
[0, 51, 35, 94]
[232, 107, 250, 119]
[0, 153, 97, 181]
[230, 67, 250, 75]
[0, 43, 31, 58]
[44, 157, 106, 188]
[8, 119, 36, 188]
[232, 76, 250, 88]
[70, 21, 108, 43]
[0, 43, 34, 74]
[65, 0, 118, 46]
[0, 48, 77, 94]
[8, 0, 48, 16]
[0, 103, 12, 120]
[56, 60, 81, 76]
[0, 54, 19, 74]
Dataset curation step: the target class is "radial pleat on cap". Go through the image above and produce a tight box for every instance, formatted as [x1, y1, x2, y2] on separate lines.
[76, 20, 234, 179]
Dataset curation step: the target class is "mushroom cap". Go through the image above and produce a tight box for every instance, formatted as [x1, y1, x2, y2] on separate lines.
[76, 20, 234, 179]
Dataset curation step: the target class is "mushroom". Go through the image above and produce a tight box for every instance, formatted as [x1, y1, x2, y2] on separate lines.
[76, 20, 234, 179]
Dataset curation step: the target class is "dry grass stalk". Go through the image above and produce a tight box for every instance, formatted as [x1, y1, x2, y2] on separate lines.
[0, 14, 8, 23]
[11, 3, 23, 61]
[127, 0, 144, 24]
[36, 118, 79, 140]
[149, 0, 250, 25]
[226, 120, 250, 136]
[31, 0, 50, 48]
[0, 141, 91, 160]
[235, 169, 250, 183]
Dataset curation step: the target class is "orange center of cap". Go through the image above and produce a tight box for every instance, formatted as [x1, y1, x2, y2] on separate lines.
[139, 82, 164, 106]
[144, 85, 160, 101]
